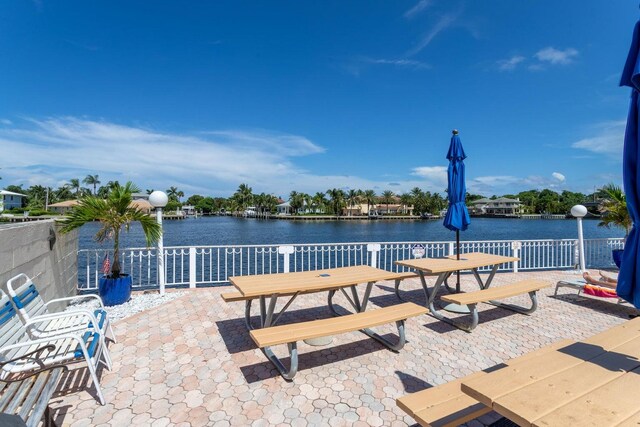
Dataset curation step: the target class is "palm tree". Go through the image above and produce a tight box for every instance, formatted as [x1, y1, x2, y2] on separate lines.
[177, 190, 184, 203]
[235, 183, 253, 211]
[312, 192, 327, 214]
[166, 186, 179, 202]
[60, 182, 161, 278]
[83, 174, 101, 195]
[69, 179, 82, 198]
[289, 191, 305, 215]
[326, 188, 345, 216]
[363, 190, 376, 216]
[346, 189, 360, 216]
[399, 193, 413, 215]
[598, 184, 632, 238]
[381, 190, 395, 214]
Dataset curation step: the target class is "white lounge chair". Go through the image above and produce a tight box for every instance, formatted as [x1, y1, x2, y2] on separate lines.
[0, 290, 109, 405]
[6, 274, 116, 346]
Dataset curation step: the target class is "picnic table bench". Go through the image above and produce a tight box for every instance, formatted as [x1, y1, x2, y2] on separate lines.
[250, 302, 426, 379]
[396, 253, 548, 331]
[226, 266, 427, 379]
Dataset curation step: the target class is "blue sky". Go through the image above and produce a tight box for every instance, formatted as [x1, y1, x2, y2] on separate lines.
[0, 1, 634, 198]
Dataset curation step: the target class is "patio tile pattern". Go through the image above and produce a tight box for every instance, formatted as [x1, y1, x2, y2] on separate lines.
[51, 269, 634, 426]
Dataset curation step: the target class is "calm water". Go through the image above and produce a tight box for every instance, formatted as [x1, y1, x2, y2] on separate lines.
[78, 216, 624, 250]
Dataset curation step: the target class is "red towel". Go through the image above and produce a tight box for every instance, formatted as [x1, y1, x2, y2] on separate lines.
[584, 284, 618, 299]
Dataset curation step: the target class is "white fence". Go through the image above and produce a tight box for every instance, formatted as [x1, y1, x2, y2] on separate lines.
[77, 238, 625, 291]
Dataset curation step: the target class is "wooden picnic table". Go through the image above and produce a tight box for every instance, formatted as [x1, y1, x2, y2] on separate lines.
[229, 266, 428, 379]
[461, 317, 640, 426]
[394, 252, 546, 331]
[229, 265, 415, 330]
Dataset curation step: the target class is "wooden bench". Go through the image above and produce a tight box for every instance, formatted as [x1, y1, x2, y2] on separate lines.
[437, 279, 549, 332]
[0, 365, 66, 427]
[249, 302, 427, 380]
[397, 338, 572, 427]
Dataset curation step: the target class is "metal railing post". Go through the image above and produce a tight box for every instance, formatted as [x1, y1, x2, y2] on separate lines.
[279, 245, 295, 273]
[448, 242, 455, 257]
[189, 247, 197, 288]
[367, 243, 381, 268]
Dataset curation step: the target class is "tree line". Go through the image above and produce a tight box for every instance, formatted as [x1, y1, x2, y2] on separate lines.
[0, 175, 612, 216]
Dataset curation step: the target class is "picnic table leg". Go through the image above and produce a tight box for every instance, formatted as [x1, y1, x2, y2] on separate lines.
[486, 291, 539, 315]
[262, 342, 298, 381]
[360, 320, 407, 352]
[472, 264, 499, 290]
[244, 300, 254, 330]
[425, 272, 480, 332]
[328, 282, 374, 315]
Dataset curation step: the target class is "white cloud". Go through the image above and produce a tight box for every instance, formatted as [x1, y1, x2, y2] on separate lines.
[404, 0, 434, 19]
[552, 172, 565, 182]
[411, 166, 448, 187]
[406, 13, 459, 57]
[0, 117, 442, 197]
[0, 119, 12, 125]
[366, 58, 431, 70]
[497, 55, 525, 71]
[572, 120, 625, 158]
[534, 47, 578, 65]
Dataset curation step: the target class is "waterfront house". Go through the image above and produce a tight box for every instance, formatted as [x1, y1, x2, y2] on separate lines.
[470, 197, 522, 216]
[276, 201, 292, 215]
[48, 200, 78, 214]
[0, 190, 26, 212]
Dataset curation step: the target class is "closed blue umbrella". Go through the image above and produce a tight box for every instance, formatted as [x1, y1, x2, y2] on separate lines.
[617, 19, 640, 309]
[443, 130, 471, 292]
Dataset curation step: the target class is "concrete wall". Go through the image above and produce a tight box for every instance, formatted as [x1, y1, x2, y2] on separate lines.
[0, 220, 78, 310]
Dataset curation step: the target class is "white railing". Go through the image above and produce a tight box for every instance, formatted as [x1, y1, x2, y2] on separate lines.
[76, 238, 625, 291]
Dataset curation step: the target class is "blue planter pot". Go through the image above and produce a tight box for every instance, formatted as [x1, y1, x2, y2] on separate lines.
[612, 249, 624, 269]
[99, 274, 132, 306]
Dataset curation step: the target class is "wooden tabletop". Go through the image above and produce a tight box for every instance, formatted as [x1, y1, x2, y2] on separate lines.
[461, 317, 640, 426]
[395, 252, 519, 274]
[229, 265, 407, 298]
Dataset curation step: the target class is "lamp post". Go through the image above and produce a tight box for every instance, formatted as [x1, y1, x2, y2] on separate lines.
[571, 204, 588, 272]
[149, 191, 169, 295]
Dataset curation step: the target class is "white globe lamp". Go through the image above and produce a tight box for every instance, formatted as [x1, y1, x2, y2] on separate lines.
[149, 191, 168, 295]
[571, 204, 588, 272]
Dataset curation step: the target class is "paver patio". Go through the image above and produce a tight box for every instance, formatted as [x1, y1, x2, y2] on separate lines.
[49, 269, 635, 426]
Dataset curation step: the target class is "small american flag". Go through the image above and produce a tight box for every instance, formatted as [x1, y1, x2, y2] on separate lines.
[101, 254, 111, 275]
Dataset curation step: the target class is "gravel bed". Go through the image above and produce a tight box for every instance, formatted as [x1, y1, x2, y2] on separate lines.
[66, 291, 187, 322]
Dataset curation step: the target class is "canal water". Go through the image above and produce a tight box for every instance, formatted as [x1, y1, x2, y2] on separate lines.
[78, 216, 624, 250]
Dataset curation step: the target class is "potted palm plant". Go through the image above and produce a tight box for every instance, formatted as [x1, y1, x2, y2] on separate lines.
[61, 182, 161, 306]
[598, 184, 632, 268]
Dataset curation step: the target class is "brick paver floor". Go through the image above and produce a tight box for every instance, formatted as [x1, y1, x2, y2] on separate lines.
[51, 269, 635, 426]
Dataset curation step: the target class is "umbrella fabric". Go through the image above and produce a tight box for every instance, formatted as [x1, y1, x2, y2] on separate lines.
[443, 134, 471, 232]
[617, 20, 640, 308]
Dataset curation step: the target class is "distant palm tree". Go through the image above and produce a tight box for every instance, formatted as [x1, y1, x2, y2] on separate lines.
[346, 189, 360, 216]
[166, 186, 179, 202]
[289, 191, 305, 214]
[69, 179, 82, 198]
[146, 189, 154, 195]
[83, 174, 101, 195]
[326, 188, 345, 216]
[381, 190, 395, 214]
[177, 190, 184, 203]
[363, 190, 376, 216]
[312, 192, 327, 214]
[235, 183, 253, 210]
[399, 193, 413, 215]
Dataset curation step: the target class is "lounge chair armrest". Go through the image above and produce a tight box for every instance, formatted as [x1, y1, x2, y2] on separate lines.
[0, 344, 56, 368]
[45, 294, 105, 309]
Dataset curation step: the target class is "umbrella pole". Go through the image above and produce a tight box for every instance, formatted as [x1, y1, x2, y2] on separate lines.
[456, 230, 461, 292]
